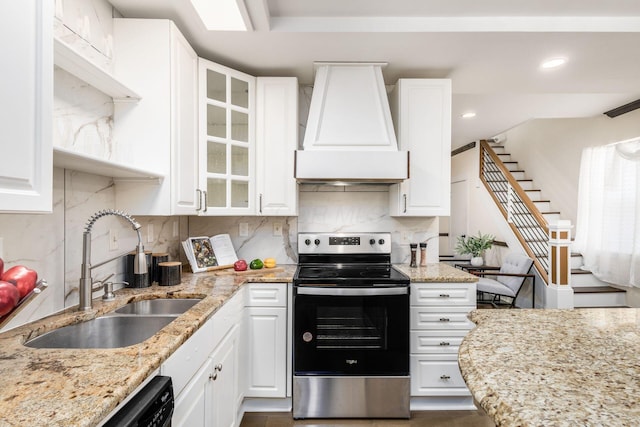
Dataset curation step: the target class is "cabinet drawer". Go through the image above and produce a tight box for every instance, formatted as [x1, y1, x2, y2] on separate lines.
[411, 283, 476, 306]
[410, 330, 468, 354]
[245, 283, 287, 307]
[211, 288, 245, 349]
[410, 354, 470, 396]
[410, 306, 475, 330]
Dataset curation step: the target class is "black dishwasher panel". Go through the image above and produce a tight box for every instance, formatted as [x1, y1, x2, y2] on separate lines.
[103, 375, 174, 427]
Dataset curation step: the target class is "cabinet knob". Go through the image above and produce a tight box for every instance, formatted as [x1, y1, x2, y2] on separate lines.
[215, 363, 223, 372]
[209, 372, 218, 381]
[440, 375, 451, 381]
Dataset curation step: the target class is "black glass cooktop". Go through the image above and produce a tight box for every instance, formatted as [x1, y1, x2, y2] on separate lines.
[294, 263, 409, 287]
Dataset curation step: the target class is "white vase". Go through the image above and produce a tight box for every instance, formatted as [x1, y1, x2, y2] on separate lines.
[470, 256, 483, 267]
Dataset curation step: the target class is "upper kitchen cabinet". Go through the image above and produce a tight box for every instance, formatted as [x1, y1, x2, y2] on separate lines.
[389, 79, 452, 217]
[199, 59, 256, 215]
[113, 19, 200, 215]
[0, 0, 53, 212]
[256, 77, 298, 216]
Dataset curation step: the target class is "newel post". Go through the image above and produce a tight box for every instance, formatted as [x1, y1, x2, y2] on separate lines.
[547, 220, 574, 308]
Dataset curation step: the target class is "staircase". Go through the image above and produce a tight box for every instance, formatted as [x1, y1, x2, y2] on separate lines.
[570, 254, 627, 308]
[480, 141, 627, 308]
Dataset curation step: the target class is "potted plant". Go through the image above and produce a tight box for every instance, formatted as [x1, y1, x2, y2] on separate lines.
[455, 232, 494, 266]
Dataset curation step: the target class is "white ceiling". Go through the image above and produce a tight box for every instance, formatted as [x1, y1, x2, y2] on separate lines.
[108, 0, 640, 149]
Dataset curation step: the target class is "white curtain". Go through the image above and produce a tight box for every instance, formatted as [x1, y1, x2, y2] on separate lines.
[573, 137, 640, 287]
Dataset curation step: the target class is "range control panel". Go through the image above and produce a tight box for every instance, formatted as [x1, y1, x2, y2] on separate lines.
[298, 232, 391, 254]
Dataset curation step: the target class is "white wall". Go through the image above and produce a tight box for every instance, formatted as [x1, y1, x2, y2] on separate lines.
[450, 108, 640, 253]
[501, 108, 640, 226]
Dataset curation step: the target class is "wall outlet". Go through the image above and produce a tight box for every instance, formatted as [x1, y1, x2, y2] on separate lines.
[239, 222, 249, 237]
[173, 220, 179, 237]
[147, 224, 154, 243]
[273, 222, 283, 237]
[109, 229, 118, 251]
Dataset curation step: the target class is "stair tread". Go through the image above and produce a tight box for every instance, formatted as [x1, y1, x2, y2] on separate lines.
[573, 286, 626, 293]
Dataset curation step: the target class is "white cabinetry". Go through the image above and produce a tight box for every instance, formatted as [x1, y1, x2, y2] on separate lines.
[209, 325, 241, 427]
[199, 59, 256, 215]
[165, 289, 244, 427]
[243, 283, 288, 397]
[410, 282, 476, 410]
[390, 79, 451, 216]
[113, 19, 199, 215]
[0, 0, 52, 212]
[255, 78, 298, 215]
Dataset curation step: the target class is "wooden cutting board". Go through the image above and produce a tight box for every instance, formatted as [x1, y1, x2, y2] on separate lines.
[215, 267, 284, 276]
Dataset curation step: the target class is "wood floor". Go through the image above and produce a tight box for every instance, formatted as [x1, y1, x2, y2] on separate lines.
[240, 411, 495, 427]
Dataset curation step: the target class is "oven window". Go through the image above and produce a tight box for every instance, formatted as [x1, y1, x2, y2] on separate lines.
[294, 293, 409, 376]
[316, 306, 387, 350]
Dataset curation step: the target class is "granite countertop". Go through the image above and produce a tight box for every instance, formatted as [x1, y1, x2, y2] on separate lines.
[0, 266, 296, 427]
[459, 308, 640, 427]
[0, 262, 474, 427]
[395, 262, 479, 283]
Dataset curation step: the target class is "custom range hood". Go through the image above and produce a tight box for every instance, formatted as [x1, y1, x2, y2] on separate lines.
[295, 63, 409, 184]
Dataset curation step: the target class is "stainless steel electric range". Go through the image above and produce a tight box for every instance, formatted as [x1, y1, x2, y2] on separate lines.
[292, 232, 411, 419]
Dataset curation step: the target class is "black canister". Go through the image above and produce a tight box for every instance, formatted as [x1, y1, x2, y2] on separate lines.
[151, 253, 169, 284]
[126, 250, 152, 288]
[159, 261, 182, 286]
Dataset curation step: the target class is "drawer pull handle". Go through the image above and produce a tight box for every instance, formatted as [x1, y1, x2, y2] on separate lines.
[215, 363, 223, 372]
[439, 342, 450, 346]
[209, 372, 218, 381]
[439, 318, 450, 322]
[440, 375, 451, 380]
[439, 294, 450, 298]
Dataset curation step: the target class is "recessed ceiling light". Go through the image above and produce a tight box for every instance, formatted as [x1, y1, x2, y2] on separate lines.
[462, 112, 476, 119]
[540, 57, 567, 69]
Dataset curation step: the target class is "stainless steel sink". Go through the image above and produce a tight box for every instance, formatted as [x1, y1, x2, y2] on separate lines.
[24, 315, 176, 349]
[115, 298, 201, 316]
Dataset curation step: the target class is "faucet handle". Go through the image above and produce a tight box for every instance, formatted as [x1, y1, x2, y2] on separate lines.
[91, 273, 115, 293]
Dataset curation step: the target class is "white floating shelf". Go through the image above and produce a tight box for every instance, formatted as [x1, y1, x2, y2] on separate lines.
[54, 37, 141, 101]
[53, 147, 164, 181]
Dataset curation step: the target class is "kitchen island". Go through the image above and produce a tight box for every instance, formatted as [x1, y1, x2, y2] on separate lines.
[459, 308, 640, 426]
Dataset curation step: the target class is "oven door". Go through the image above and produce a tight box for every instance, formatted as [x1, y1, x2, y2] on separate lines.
[294, 286, 409, 376]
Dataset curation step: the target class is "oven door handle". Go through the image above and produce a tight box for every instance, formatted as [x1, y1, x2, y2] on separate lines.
[296, 286, 409, 296]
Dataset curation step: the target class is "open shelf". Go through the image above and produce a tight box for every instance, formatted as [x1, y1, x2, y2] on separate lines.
[53, 146, 164, 180]
[54, 37, 141, 102]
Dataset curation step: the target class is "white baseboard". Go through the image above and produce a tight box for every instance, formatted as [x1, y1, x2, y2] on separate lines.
[410, 396, 477, 411]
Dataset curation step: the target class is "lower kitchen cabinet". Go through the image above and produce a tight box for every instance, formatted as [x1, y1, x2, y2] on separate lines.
[209, 325, 241, 427]
[165, 284, 290, 426]
[163, 289, 244, 427]
[410, 282, 476, 409]
[244, 283, 288, 398]
[172, 358, 212, 426]
[172, 326, 240, 427]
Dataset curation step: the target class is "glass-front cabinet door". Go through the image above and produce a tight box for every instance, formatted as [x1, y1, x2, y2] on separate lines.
[199, 59, 255, 214]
